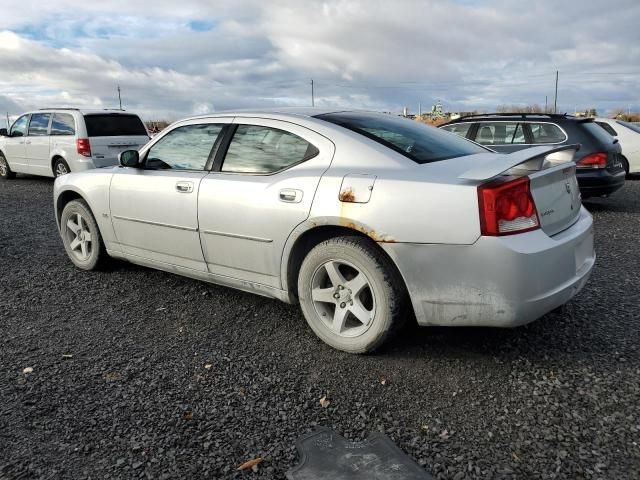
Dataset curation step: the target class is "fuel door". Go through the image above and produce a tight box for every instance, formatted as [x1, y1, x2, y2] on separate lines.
[339, 174, 377, 203]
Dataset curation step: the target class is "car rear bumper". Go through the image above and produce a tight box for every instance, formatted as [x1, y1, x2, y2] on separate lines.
[380, 206, 595, 327]
[576, 167, 625, 197]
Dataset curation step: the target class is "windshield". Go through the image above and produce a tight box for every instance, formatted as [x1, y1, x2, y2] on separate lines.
[84, 114, 147, 137]
[316, 112, 487, 164]
[617, 120, 640, 134]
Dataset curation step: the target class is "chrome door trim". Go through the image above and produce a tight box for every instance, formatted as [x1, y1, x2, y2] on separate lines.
[112, 214, 198, 232]
[201, 229, 273, 243]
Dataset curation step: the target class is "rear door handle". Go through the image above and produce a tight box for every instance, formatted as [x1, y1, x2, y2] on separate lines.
[279, 188, 303, 203]
[25, 140, 31, 145]
[175, 181, 194, 193]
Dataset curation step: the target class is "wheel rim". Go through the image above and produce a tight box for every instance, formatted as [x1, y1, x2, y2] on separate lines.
[65, 213, 93, 261]
[0, 157, 7, 176]
[310, 259, 376, 337]
[55, 162, 68, 176]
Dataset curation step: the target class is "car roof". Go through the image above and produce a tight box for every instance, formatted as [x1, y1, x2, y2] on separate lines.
[183, 107, 350, 121]
[30, 108, 140, 116]
[442, 113, 596, 126]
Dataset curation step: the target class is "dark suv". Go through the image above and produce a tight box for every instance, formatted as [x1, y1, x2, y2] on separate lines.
[440, 113, 625, 198]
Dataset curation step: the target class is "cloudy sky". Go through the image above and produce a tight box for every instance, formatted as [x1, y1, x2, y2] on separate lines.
[1, 0, 639, 125]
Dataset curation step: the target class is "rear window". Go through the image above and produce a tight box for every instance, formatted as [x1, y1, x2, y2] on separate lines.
[440, 122, 472, 138]
[84, 114, 147, 137]
[316, 112, 487, 164]
[596, 121, 617, 137]
[582, 121, 617, 146]
[529, 123, 566, 144]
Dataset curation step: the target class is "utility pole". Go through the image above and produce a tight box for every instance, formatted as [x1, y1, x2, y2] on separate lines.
[310, 79, 314, 107]
[553, 70, 558, 114]
[418, 102, 422, 116]
[545, 96, 548, 113]
[5, 112, 9, 130]
[117, 85, 122, 110]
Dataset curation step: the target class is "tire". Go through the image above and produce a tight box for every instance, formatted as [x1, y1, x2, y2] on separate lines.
[53, 158, 71, 177]
[297, 236, 407, 353]
[60, 199, 105, 270]
[621, 156, 630, 177]
[0, 152, 16, 179]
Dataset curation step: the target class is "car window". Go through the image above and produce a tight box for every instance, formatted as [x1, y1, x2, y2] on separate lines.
[529, 123, 566, 144]
[51, 113, 76, 136]
[596, 121, 617, 137]
[28, 113, 51, 136]
[582, 121, 617, 145]
[84, 114, 147, 137]
[440, 123, 472, 138]
[145, 124, 223, 170]
[222, 125, 319, 174]
[316, 112, 487, 164]
[616, 120, 640, 134]
[10, 115, 29, 137]
[472, 122, 526, 145]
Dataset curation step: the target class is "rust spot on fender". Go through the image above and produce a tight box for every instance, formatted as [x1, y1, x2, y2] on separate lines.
[338, 188, 356, 203]
[340, 220, 396, 243]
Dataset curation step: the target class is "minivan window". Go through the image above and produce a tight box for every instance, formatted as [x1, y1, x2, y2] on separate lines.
[222, 125, 319, 174]
[28, 113, 51, 136]
[84, 114, 147, 137]
[51, 113, 76, 136]
[145, 124, 223, 170]
[316, 112, 487, 164]
[617, 120, 640, 134]
[10, 115, 29, 137]
[529, 123, 566, 144]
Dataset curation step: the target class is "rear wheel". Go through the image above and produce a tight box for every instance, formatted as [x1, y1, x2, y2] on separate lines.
[60, 200, 105, 270]
[298, 236, 407, 353]
[53, 158, 70, 177]
[621, 156, 630, 177]
[0, 153, 16, 179]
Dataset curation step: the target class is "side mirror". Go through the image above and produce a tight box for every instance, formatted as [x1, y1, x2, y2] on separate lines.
[118, 150, 139, 167]
[0, 128, 7, 136]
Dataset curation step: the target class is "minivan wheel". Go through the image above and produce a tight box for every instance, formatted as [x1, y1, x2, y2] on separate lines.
[0, 153, 16, 179]
[60, 199, 105, 270]
[298, 236, 407, 353]
[54, 158, 70, 177]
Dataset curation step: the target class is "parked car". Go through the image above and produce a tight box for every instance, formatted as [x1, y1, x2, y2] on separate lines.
[439, 113, 625, 198]
[594, 117, 640, 175]
[0, 108, 149, 179]
[53, 109, 595, 353]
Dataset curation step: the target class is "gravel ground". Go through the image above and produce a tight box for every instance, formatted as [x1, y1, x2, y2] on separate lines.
[1, 175, 639, 480]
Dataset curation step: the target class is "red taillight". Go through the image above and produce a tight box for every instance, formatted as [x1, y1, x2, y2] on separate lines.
[478, 176, 540, 236]
[76, 138, 91, 157]
[576, 152, 607, 169]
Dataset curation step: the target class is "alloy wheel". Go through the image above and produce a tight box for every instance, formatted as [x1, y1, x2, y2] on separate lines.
[310, 259, 376, 337]
[55, 162, 69, 176]
[65, 213, 93, 261]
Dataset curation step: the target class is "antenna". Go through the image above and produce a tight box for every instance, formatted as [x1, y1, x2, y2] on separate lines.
[311, 79, 314, 107]
[117, 85, 122, 110]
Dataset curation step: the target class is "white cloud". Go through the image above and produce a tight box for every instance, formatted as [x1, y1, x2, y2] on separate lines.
[0, 0, 638, 120]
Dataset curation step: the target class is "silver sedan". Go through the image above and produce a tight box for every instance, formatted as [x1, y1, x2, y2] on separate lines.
[53, 109, 595, 353]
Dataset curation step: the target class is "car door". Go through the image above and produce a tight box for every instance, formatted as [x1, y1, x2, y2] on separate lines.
[472, 121, 529, 153]
[3, 114, 30, 173]
[109, 121, 230, 271]
[198, 118, 335, 288]
[25, 112, 52, 176]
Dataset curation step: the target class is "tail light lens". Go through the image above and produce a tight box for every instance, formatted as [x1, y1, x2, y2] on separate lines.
[576, 152, 607, 169]
[76, 138, 92, 157]
[478, 177, 540, 236]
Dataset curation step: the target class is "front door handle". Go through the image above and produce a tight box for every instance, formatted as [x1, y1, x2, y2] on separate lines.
[279, 188, 303, 203]
[175, 181, 194, 193]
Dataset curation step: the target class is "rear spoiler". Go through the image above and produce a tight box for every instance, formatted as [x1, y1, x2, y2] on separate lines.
[459, 144, 581, 181]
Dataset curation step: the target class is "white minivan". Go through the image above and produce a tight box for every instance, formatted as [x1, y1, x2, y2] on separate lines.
[0, 109, 150, 179]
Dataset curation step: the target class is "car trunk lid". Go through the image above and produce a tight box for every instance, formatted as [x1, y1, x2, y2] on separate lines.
[459, 144, 582, 236]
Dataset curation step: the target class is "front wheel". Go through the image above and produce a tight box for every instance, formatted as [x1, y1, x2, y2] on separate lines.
[0, 153, 16, 179]
[298, 236, 407, 353]
[60, 199, 105, 270]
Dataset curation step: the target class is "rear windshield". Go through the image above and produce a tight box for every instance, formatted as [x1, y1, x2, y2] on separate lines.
[84, 114, 147, 137]
[617, 120, 640, 134]
[316, 112, 487, 164]
[582, 120, 617, 146]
